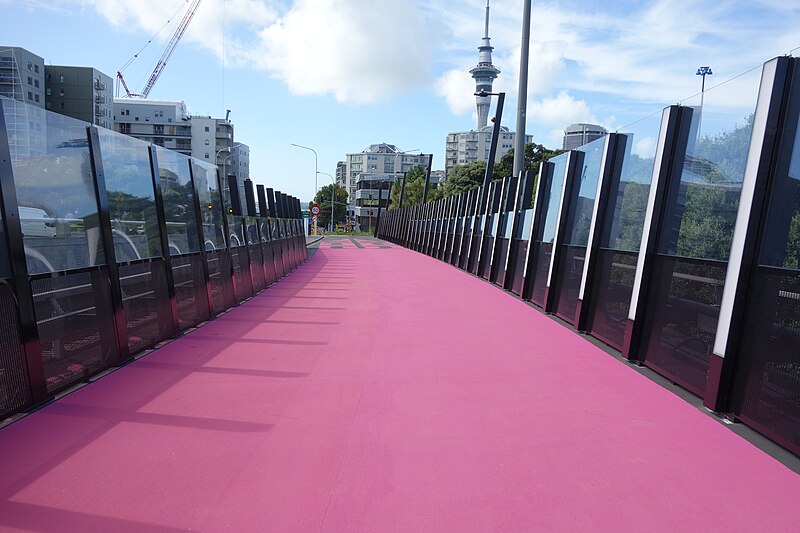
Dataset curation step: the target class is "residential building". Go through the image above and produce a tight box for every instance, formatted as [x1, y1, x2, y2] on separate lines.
[190, 115, 233, 167]
[231, 141, 250, 210]
[563, 123, 607, 150]
[344, 143, 430, 205]
[0, 46, 46, 159]
[0, 46, 44, 106]
[44, 66, 114, 129]
[445, 126, 532, 177]
[336, 161, 346, 188]
[113, 98, 192, 155]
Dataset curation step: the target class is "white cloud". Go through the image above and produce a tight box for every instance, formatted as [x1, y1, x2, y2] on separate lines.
[81, 0, 433, 104]
[528, 91, 598, 129]
[251, 0, 433, 104]
[436, 68, 475, 115]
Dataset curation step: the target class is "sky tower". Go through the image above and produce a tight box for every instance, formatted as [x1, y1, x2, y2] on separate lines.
[469, 0, 501, 130]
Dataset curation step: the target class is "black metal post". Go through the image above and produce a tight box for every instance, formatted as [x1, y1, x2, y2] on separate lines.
[187, 158, 214, 319]
[0, 102, 47, 405]
[86, 126, 129, 363]
[398, 173, 407, 209]
[422, 154, 433, 204]
[481, 92, 505, 210]
[149, 145, 181, 335]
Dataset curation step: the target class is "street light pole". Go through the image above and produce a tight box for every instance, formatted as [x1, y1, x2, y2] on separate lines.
[318, 171, 336, 232]
[513, 0, 532, 178]
[696, 66, 713, 135]
[291, 143, 318, 197]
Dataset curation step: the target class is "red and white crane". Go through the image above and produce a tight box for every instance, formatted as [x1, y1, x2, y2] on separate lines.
[116, 0, 203, 98]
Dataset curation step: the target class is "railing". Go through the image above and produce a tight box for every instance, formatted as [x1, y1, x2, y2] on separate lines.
[0, 95, 309, 421]
[377, 55, 800, 458]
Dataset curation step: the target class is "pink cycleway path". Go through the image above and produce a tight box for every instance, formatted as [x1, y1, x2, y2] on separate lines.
[0, 238, 798, 531]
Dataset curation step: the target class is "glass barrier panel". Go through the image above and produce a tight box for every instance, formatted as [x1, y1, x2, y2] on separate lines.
[731, 104, 800, 453]
[643, 67, 762, 393]
[154, 146, 200, 256]
[604, 115, 661, 252]
[192, 160, 226, 251]
[228, 215, 246, 248]
[98, 128, 162, 262]
[3, 99, 105, 274]
[554, 137, 606, 322]
[587, 114, 661, 348]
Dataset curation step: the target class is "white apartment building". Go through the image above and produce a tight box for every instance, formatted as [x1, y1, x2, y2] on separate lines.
[113, 99, 192, 155]
[445, 126, 532, 177]
[345, 144, 431, 205]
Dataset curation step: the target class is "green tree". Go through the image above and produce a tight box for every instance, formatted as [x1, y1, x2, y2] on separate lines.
[312, 184, 348, 230]
[493, 143, 564, 181]
[389, 165, 426, 209]
[443, 161, 486, 196]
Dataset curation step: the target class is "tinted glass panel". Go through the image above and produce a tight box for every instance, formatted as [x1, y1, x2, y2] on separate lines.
[155, 146, 200, 256]
[99, 129, 161, 262]
[4, 99, 105, 274]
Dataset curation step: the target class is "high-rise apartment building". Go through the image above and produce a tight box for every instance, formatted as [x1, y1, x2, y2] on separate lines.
[44, 66, 114, 129]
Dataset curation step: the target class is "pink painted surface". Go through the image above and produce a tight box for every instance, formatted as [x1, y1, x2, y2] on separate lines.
[0, 238, 798, 532]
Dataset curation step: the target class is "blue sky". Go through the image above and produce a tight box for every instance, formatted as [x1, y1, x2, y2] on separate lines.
[3, 0, 800, 202]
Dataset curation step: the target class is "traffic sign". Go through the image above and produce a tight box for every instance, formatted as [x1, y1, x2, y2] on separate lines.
[311, 204, 321, 216]
[302, 210, 311, 218]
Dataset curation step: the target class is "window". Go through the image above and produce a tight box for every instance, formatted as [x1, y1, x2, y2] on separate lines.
[27, 76, 32, 85]
[34, 79, 39, 88]
[59, 102, 64, 110]
[27, 61, 33, 71]
[205, 126, 209, 132]
[34, 64, 39, 73]
[27, 91, 32, 101]
[205, 153, 209, 159]
[59, 75, 64, 83]
[46, 88, 51, 96]
[59, 89, 64, 97]
[45, 102, 51, 109]
[34, 94, 39, 103]
[204, 139, 210, 145]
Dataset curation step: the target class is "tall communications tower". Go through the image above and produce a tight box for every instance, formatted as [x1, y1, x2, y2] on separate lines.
[469, 0, 501, 129]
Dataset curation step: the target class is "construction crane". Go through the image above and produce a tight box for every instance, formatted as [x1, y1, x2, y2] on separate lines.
[116, 0, 203, 98]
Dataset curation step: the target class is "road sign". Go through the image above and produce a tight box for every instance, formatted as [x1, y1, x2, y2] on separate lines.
[302, 210, 311, 218]
[311, 204, 321, 216]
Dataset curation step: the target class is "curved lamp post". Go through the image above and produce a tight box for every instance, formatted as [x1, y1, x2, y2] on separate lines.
[318, 171, 335, 232]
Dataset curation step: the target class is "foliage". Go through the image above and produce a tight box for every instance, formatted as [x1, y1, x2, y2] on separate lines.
[493, 143, 565, 182]
[389, 165, 443, 208]
[672, 114, 754, 261]
[312, 184, 348, 229]
[443, 161, 486, 197]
